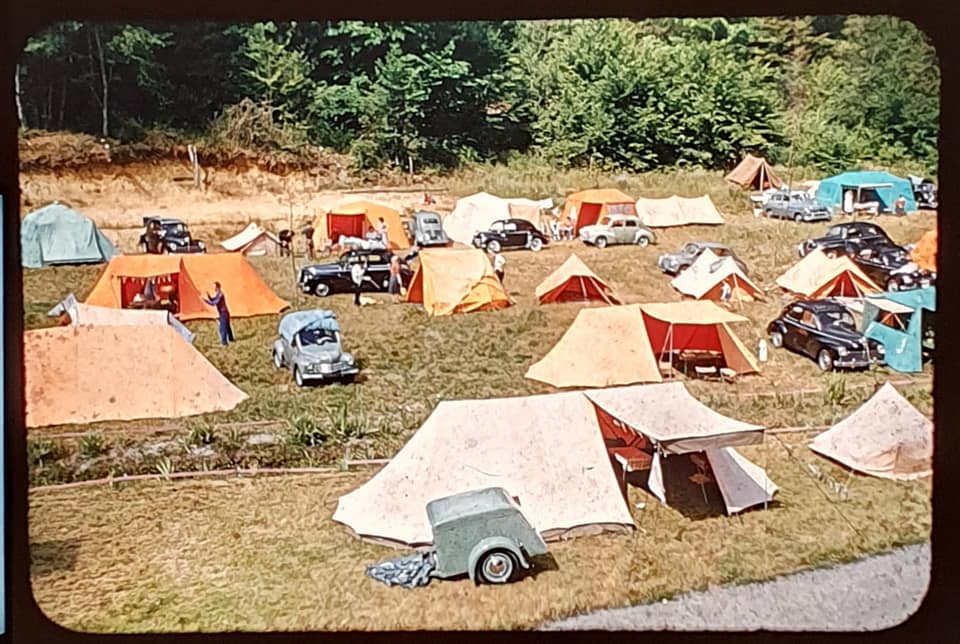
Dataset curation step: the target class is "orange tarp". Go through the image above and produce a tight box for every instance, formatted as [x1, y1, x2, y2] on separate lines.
[525, 304, 663, 388]
[535, 254, 622, 305]
[312, 200, 411, 250]
[911, 229, 937, 273]
[562, 189, 637, 235]
[24, 324, 248, 427]
[725, 154, 783, 190]
[405, 248, 512, 316]
[775, 249, 881, 298]
[85, 253, 289, 321]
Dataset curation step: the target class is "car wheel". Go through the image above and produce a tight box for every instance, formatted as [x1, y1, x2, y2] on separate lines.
[529, 237, 543, 252]
[313, 282, 331, 297]
[770, 331, 784, 348]
[273, 350, 283, 369]
[636, 235, 650, 247]
[594, 236, 608, 249]
[477, 549, 517, 585]
[293, 366, 305, 387]
[887, 279, 900, 292]
[486, 239, 501, 253]
[794, 213, 803, 222]
[817, 349, 835, 372]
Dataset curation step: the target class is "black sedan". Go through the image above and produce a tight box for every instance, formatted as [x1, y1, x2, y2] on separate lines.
[849, 244, 934, 291]
[298, 249, 413, 297]
[472, 218, 548, 253]
[798, 222, 896, 258]
[767, 300, 885, 371]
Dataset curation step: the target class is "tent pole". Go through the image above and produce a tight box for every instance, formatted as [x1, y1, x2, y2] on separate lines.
[581, 277, 588, 303]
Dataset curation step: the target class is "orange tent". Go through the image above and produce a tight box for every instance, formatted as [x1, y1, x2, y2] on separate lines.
[535, 254, 622, 305]
[85, 253, 289, 320]
[526, 304, 663, 387]
[911, 229, 937, 273]
[775, 249, 881, 299]
[312, 200, 411, 250]
[638, 301, 760, 376]
[562, 189, 637, 235]
[405, 247, 512, 316]
[725, 154, 783, 190]
[24, 324, 248, 427]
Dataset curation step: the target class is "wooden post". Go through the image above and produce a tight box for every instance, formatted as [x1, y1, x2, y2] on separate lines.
[188, 145, 200, 189]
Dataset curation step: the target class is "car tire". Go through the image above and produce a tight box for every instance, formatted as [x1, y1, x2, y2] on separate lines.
[313, 282, 331, 297]
[486, 240, 501, 253]
[529, 237, 543, 252]
[636, 235, 650, 247]
[887, 279, 900, 292]
[770, 331, 784, 348]
[293, 366, 305, 387]
[476, 549, 517, 585]
[594, 236, 608, 249]
[273, 350, 283, 369]
[794, 213, 803, 222]
[817, 349, 835, 372]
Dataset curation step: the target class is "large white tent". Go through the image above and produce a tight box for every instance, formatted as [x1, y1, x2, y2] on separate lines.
[443, 192, 553, 245]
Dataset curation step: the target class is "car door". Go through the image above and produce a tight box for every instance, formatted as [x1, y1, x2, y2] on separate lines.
[780, 305, 804, 351]
[501, 220, 524, 248]
[283, 334, 296, 366]
[622, 218, 639, 243]
[363, 253, 390, 291]
[797, 309, 821, 358]
[766, 194, 784, 218]
[609, 218, 627, 244]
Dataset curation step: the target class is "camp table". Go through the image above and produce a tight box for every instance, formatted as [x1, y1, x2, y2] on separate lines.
[673, 350, 725, 378]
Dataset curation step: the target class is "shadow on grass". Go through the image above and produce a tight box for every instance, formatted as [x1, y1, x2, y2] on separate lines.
[31, 539, 80, 576]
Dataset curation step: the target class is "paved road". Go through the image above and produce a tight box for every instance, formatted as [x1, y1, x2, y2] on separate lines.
[541, 542, 930, 631]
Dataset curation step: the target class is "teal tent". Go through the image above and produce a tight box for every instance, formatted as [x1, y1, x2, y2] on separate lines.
[861, 287, 935, 373]
[21, 202, 118, 268]
[815, 171, 917, 214]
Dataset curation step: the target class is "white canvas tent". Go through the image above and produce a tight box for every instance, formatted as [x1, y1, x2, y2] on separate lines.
[635, 195, 725, 227]
[670, 248, 764, 303]
[220, 223, 282, 256]
[809, 383, 932, 480]
[47, 293, 195, 344]
[443, 192, 553, 245]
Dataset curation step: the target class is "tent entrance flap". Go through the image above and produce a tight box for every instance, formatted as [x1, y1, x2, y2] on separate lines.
[328, 213, 367, 240]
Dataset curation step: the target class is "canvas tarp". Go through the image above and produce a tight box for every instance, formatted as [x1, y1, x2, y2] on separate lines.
[638, 301, 760, 375]
[220, 223, 282, 256]
[312, 200, 411, 250]
[670, 248, 763, 302]
[405, 247, 512, 316]
[911, 229, 937, 273]
[47, 294, 195, 344]
[443, 192, 553, 245]
[775, 249, 882, 298]
[815, 171, 917, 213]
[809, 383, 932, 480]
[85, 253, 289, 320]
[24, 324, 247, 428]
[21, 203, 118, 269]
[525, 304, 663, 388]
[635, 195, 725, 227]
[562, 189, 637, 235]
[724, 155, 783, 190]
[862, 287, 935, 373]
[535, 254, 622, 305]
[332, 390, 636, 547]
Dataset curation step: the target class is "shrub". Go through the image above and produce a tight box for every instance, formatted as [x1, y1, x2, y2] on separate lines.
[286, 415, 328, 447]
[78, 433, 109, 459]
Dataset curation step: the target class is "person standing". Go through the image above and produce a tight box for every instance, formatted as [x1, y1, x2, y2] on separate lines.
[204, 281, 234, 345]
[493, 251, 506, 284]
[720, 280, 732, 306]
[377, 217, 389, 246]
[303, 225, 315, 259]
[351, 258, 367, 307]
[388, 255, 403, 303]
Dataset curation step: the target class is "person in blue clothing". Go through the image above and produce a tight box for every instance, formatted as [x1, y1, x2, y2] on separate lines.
[204, 281, 234, 345]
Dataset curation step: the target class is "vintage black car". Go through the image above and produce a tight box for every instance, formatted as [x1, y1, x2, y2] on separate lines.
[298, 249, 413, 297]
[138, 217, 206, 254]
[797, 221, 896, 258]
[472, 218, 548, 253]
[849, 244, 934, 292]
[767, 300, 885, 371]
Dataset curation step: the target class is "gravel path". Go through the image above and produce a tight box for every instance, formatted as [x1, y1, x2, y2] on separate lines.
[541, 542, 930, 631]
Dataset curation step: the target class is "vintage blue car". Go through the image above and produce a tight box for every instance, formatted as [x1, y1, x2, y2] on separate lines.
[272, 310, 358, 386]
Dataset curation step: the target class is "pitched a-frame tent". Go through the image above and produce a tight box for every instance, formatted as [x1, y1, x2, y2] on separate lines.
[220, 222, 283, 256]
[47, 293, 195, 344]
[725, 154, 783, 190]
[84, 253, 289, 320]
[562, 189, 637, 235]
[333, 389, 637, 547]
[775, 249, 882, 299]
[24, 324, 248, 428]
[639, 301, 760, 377]
[586, 383, 777, 515]
[671, 248, 764, 304]
[861, 287, 935, 373]
[525, 304, 663, 388]
[21, 202, 119, 268]
[809, 383, 932, 480]
[311, 200, 411, 250]
[405, 247, 512, 316]
[535, 254, 622, 305]
[911, 229, 937, 273]
[635, 195, 725, 227]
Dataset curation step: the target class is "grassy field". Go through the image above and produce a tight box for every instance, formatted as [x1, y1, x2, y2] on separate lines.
[24, 169, 935, 631]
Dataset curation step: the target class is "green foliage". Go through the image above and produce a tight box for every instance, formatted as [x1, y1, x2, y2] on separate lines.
[185, 422, 217, 447]
[285, 415, 328, 447]
[28, 438, 63, 466]
[78, 433, 109, 459]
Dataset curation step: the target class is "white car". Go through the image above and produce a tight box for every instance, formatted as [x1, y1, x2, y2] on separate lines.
[579, 215, 657, 249]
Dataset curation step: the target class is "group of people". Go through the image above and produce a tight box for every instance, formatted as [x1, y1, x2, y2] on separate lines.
[547, 208, 577, 241]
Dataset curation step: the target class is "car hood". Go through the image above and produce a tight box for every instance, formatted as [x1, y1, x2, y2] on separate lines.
[578, 225, 607, 235]
[820, 323, 873, 348]
[299, 343, 343, 362]
[302, 262, 343, 275]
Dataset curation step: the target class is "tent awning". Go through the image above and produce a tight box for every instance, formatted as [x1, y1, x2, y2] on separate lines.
[868, 298, 914, 314]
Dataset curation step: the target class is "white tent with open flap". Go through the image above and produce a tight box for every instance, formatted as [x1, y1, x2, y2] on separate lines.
[585, 382, 778, 515]
[809, 383, 932, 480]
[671, 248, 764, 303]
[444, 192, 553, 245]
[220, 222, 282, 256]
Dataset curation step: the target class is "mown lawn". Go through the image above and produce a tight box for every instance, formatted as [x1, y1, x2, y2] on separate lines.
[24, 172, 936, 631]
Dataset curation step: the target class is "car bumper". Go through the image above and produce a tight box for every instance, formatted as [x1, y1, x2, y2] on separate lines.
[833, 353, 884, 368]
[300, 365, 359, 381]
[802, 213, 832, 222]
[658, 258, 679, 273]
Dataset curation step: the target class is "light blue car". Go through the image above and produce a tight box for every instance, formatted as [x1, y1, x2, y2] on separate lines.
[272, 310, 358, 387]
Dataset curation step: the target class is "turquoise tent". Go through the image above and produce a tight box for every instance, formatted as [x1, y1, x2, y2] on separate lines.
[815, 171, 917, 214]
[862, 287, 935, 373]
[21, 202, 118, 268]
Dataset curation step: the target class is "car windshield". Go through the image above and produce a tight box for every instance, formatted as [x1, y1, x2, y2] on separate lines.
[821, 310, 856, 329]
[298, 328, 337, 346]
[422, 217, 440, 225]
[490, 222, 504, 232]
[827, 225, 842, 237]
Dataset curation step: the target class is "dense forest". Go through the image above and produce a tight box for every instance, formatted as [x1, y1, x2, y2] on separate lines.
[15, 16, 940, 175]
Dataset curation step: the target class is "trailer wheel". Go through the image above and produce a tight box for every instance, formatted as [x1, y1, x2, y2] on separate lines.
[477, 549, 517, 584]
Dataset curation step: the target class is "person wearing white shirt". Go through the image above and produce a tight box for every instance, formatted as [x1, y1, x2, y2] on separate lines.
[493, 252, 506, 283]
[351, 259, 366, 307]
